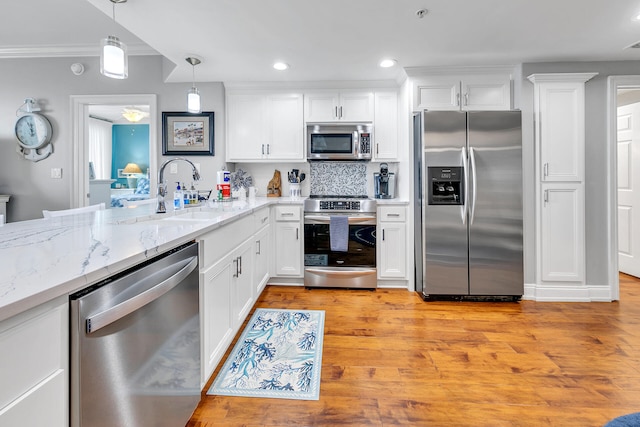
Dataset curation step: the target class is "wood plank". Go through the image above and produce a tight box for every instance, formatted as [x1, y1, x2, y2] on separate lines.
[188, 276, 640, 426]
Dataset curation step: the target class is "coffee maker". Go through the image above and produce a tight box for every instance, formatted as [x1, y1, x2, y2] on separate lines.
[374, 163, 396, 199]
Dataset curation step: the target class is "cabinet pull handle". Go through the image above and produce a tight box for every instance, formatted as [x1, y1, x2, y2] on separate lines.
[456, 93, 461, 106]
[238, 256, 242, 275]
[376, 143, 379, 155]
[339, 106, 343, 118]
[543, 163, 549, 178]
[296, 227, 299, 240]
[464, 93, 469, 106]
[262, 216, 268, 223]
[267, 144, 270, 155]
[282, 212, 294, 217]
[335, 106, 338, 118]
[256, 240, 261, 255]
[388, 213, 400, 217]
[233, 258, 238, 278]
[544, 189, 549, 205]
[382, 229, 385, 241]
[262, 144, 265, 155]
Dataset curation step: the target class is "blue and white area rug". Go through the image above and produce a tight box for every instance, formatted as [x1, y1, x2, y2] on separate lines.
[208, 308, 325, 400]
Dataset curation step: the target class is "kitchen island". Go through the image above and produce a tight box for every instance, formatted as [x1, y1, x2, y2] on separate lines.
[0, 197, 302, 426]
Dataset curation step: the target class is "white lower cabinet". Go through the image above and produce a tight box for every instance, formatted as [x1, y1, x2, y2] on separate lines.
[273, 205, 303, 277]
[201, 251, 235, 383]
[0, 297, 68, 427]
[254, 225, 270, 295]
[540, 183, 585, 283]
[377, 206, 407, 279]
[230, 239, 254, 327]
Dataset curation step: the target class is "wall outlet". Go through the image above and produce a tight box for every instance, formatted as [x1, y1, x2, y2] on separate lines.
[170, 163, 178, 174]
[51, 168, 62, 179]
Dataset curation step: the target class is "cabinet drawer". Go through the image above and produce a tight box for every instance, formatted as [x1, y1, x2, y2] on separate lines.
[379, 206, 406, 222]
[199, 215, 253, 269]
[254, 207, 270, 229]
[274, 205, 300, 221]
[0, 298, 67, 412]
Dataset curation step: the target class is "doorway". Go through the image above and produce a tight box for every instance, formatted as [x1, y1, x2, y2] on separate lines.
[607, 76, 640, 301]
[616, 89, 640, 278]
[71, 94, 158, 208]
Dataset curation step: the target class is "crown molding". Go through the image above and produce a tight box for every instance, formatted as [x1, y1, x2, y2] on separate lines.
[0, 43, 158, 59]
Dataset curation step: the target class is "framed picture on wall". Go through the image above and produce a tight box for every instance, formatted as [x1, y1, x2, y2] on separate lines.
[162, 111, 214, 156]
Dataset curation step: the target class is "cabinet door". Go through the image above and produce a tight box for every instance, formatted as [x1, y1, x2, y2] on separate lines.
[540, 183, 585, 282]
[374, 91, 398, 160]
[254, 225, 270, 295]
[461, 75, 511, 110]
[267, 93, 304, 160]
[304, 92, 340, 122]
[274, 221, 302, 276]
[339, 92, 374, 122]
[226, 94, 267, 161]
[378, 222, 407, 279]
[231, 239, 255, 327]
[413, 76, 460, 111]
[538, 82, 585, 182]
[201, 254, 234, 381]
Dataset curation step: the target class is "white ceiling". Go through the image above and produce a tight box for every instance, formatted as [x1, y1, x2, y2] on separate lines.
[3, 0, 640, 84]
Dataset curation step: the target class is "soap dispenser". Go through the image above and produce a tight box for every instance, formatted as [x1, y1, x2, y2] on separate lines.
[174, 182, 184, 210]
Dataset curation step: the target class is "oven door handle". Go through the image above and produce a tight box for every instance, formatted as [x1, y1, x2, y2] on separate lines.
[304, 215, 377, 224]
[305, 268, 376, 276]
[85, 255, 198, 335]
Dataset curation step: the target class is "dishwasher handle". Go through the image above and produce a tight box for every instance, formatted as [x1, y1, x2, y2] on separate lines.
[85, 255, 198, 334]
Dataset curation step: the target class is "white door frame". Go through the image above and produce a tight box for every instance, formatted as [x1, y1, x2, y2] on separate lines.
[606, 76, 640, 300]
[70, 94, 158, 208]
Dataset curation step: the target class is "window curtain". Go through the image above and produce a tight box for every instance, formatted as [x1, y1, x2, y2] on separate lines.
[88, 117, 112, 180]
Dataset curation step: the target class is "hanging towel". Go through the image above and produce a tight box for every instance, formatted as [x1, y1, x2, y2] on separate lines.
[330, 215, 349, 252]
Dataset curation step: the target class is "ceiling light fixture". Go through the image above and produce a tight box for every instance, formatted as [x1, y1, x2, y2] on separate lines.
[186, 57, 202, 114]
[122, 108, 148, 122]
[273, 62, 289, 71]
[379, 59, 397, 68]
[100, 0, 128, 79]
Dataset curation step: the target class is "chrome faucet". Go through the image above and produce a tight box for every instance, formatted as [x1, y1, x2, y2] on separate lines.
[157, 157, 201, 213]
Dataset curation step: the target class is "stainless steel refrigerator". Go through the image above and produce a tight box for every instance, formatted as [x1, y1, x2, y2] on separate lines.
[415, 110, 523, 300]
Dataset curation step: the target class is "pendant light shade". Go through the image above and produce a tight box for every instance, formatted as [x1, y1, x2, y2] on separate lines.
[100, 35, 128, 79]
[186, 57, 202, 113]
[100, 0, 128, 79]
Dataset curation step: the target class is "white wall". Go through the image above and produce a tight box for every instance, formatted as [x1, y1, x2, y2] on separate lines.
[0, 56, 226, 221]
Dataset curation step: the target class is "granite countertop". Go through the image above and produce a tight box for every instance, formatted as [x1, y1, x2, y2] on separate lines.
[0, 197, 303, 322]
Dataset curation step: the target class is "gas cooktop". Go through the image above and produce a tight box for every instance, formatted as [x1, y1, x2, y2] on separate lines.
[304, 196, 376, 213]
[308, 195, 370, 199]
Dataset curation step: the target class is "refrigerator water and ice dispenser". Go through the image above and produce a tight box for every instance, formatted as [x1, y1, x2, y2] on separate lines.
[427, 167, 463, 206]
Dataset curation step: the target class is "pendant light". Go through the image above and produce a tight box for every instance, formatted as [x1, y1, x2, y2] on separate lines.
[100, 0, 128, 79]
[186, 57, 202, 113]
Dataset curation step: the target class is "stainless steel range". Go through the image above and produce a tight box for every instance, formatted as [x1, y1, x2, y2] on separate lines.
[303, 196, 377, 289]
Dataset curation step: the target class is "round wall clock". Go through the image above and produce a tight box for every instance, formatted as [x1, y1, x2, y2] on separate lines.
[15, 112, 53, 149]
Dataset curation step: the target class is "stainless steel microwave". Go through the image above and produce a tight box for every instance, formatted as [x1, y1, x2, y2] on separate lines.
[306, 123, 373, 160]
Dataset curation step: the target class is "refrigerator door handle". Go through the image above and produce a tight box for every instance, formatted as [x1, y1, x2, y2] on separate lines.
[461, 146, 469, 225]
[469, 147, 478, 225]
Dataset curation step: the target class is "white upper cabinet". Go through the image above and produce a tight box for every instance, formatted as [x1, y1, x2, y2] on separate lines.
[373, 90, 399, 160]
[304, 91, 374, 122]
[226, 91, 304, 162]
[413, 72, 512, 111]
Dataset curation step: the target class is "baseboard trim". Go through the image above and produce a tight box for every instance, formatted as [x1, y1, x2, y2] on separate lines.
[523, 283, 614, 302]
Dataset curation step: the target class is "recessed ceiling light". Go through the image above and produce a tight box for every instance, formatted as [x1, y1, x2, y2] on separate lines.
[379, 59, 397, 68]
[273, 62, 289, 71]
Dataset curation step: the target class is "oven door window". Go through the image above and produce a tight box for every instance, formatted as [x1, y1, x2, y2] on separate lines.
[304, 223, 376, 267]
[309, 134, 353, 154]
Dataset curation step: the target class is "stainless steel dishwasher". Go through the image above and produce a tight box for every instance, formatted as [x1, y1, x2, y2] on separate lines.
[70, 242, 200, 427]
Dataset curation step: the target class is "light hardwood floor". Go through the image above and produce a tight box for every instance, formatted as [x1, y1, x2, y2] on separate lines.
[188, 275, 640, 426]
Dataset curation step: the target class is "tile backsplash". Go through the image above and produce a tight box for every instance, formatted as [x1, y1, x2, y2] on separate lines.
[309, 162, 367, 196]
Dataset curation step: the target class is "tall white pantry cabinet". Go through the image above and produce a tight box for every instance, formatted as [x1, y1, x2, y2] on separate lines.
[528, 72, 598, 301]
